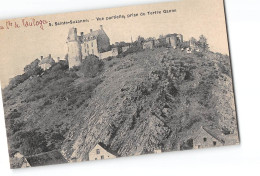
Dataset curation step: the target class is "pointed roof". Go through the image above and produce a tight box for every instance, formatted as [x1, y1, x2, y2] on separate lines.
[202, 127, 225, 144]
[97, 142, 119, 157]
[83, 29, 104, 41]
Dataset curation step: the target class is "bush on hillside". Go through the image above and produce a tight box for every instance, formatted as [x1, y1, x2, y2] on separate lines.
[80, 55, 104, 78]
[118, 45, 144, 58]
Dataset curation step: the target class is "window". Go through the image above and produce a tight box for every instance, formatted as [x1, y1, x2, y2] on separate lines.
[92, 49, 94, 54]
[95, 158, 97, 160]
[85, 49, 87, 53]
[96, 149, 100, 154]
[198, 145, 200, 149]
[91, 42, 93, 47]
[87, 44, 89, 48]
[101, 155, 104, 160]
[203, 138, 207, 142]
[213, 141, 217, 146]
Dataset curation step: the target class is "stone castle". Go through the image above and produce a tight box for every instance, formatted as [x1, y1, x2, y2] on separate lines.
[35, 26, 204, 70]
[67, 25, 118, 68]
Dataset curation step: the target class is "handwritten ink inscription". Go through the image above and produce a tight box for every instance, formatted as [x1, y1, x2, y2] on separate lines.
[0, 18, 48, 31]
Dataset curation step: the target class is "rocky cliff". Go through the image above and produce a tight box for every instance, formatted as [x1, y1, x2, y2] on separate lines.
[2, 48, 239, 167]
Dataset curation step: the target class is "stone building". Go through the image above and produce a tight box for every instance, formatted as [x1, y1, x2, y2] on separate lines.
[81, 25, 111, 58]
[143, 40, 154, 49]
[12, 152, 31, 168]
[122, 45, 130, 52]
[67, 25, 118, 68]
[166, 34, 183, 49]
[179, 126, 225, 150]
[192, 127, 225, 149]
[38, 54, 55, 70]
[89, 142, 117, 161]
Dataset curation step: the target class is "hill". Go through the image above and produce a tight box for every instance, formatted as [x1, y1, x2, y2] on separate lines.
[2, 48, 239, 167]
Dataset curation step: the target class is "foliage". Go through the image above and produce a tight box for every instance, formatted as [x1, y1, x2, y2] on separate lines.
[197, 35, 209, 51]
[8, 59, 43, 90]
[14, 130, 49, 156]
[118, 45, 144, 58]
[80, 55, 104, 78]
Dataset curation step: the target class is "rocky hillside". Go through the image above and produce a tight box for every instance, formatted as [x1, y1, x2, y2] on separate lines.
[2, 48, 239, 167]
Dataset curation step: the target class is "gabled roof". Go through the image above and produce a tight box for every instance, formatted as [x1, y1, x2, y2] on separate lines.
[26, 150, 67, 167]
[83, 29, 104, 41]
[202, 127, 225, 144]
[97, 142, 119, 157]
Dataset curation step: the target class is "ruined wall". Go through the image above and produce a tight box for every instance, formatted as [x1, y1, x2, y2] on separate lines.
[99, 48, 118, 59]
[166, 36, 178, 49]
[122, 46, 130, 52]
[177, 34, 184, 43]
[143, 41, 154, 49]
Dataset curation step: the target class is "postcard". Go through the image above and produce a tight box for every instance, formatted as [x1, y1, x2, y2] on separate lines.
[0, 0, 239, 169]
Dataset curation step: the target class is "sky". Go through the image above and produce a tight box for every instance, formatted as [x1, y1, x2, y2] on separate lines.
[0, 0, 229, 88]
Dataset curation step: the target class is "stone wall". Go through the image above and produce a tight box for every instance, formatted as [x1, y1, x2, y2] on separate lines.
[143, 41, 154, 49]
[99, 48, 118, 59]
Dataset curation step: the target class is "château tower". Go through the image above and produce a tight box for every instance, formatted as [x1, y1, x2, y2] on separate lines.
[67, 27, 82, 69]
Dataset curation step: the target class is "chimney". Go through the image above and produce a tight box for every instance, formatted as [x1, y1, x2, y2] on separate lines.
[81, 32, 84, 36]
[40, 56, 43, 60]
[90, 29, 93, 33]
[100, 25, 103, 30]
[49, 54, 51, 59]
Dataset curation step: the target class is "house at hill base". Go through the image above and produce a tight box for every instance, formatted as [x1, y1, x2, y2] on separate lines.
[193, 127, 225, 149]
[154, 149, 162, 154]
[179, 126, 225, 150]
[89, 142, 117, 161]
[12, 152, 31, 168]
[39, 54, 55, 70]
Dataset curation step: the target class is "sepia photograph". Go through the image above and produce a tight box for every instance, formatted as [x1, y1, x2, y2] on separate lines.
[0, 0, 240, 169]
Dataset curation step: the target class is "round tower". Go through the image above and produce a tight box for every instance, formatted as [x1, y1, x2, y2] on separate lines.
[67, 27, 82, 68]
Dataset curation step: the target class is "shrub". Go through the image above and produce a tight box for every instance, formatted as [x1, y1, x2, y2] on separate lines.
[80, 55, 104, 78]
[118, 45, 144, 58]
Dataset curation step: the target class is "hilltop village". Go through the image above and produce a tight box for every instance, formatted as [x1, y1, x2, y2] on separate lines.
[37, 25, 207, 70]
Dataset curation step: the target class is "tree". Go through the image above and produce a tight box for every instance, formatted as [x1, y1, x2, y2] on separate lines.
[197, 35, 209, 51]
[14, 130, 49, 156]
[80, 55, 104, 78]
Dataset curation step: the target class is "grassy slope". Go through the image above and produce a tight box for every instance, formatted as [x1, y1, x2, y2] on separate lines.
[2, 48, 239, 166]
